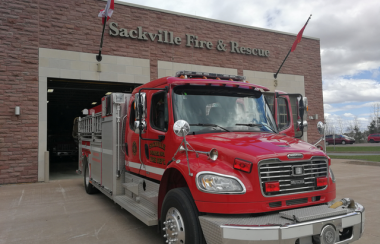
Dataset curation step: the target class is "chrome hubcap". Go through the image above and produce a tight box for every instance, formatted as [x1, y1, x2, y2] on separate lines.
[163, 207, 185, 244]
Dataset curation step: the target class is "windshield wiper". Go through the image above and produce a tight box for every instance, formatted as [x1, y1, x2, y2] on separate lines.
[235, 123, 262, 127]
[190, 123, 230, 132]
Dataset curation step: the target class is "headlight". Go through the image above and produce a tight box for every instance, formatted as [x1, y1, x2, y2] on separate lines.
[196, 172, 246, 194]
[329, 168, 336, 183]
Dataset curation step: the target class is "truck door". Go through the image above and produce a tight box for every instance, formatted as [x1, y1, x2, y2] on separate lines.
[143, 90, 169, 180]
[125, 98, 146, 177]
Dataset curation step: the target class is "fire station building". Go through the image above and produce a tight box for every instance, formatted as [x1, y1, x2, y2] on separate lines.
[0, 0, 324, 184]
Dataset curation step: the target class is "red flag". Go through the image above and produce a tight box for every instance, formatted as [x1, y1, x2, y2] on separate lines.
[291, 16, 311, 52]
[98, 0, 114, 24]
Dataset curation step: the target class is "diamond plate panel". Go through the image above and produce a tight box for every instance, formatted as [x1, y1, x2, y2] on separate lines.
[279, 205, 350, 222]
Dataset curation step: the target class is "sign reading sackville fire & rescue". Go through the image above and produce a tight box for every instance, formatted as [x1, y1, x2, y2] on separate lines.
[109, 22, 270, 57]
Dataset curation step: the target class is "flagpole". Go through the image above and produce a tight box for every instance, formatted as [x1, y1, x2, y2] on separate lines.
[273, 48, 291, 79]
[96, 16, 108, 62]
[273, 14, 312, 79]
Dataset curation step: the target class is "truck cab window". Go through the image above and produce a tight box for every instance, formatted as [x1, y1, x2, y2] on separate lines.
[129, 100, 136, 131]
[277, 97, 289, 130]
[150, 92, 168, 131]
[173, 86, 277, 134]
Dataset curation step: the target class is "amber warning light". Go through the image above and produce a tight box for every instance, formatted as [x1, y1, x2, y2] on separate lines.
[265, 181, 280, 192]
[316, 177, 328, 187]
[233, 159, 253, 173]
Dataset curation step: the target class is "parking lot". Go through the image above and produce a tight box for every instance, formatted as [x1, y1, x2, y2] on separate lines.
[0, 159, 379, 244]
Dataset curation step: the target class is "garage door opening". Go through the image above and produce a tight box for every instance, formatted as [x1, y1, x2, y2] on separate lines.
[47, 78, 140, 180]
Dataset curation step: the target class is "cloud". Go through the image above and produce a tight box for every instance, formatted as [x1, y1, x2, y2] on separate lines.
[323, 78, 380, 104]
[373, 70, 380, 79]
[323, 101, 379, 113]
[344, 113, 354, 117]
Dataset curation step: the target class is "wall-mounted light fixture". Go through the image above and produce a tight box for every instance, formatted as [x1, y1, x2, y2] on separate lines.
[15, 106, 21, 116]
[309, 114, 318, 120]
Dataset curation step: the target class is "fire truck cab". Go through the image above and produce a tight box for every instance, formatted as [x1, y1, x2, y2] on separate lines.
[76, 71, 364, 244]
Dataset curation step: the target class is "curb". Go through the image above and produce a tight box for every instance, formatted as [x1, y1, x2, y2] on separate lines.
[342, 160, 380, 167]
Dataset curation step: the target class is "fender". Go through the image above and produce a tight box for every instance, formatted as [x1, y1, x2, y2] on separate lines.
[158, 155, 197, 218]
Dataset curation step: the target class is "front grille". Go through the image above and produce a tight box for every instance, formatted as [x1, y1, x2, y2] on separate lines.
[259, 158, 328, 196]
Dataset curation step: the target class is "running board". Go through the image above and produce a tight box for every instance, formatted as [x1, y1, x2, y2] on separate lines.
[113, 172, 160, 226]
[114, 195, 158, 226]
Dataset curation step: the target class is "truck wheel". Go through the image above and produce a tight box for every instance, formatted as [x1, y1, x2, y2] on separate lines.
[161, 187, 206, 244]
[342, 141, 346, 145]
[326, 141, 329, 146]
[84, 161, 97, 194]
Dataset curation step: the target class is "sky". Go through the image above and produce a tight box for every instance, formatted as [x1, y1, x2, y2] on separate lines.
[118, 0, 380, 131]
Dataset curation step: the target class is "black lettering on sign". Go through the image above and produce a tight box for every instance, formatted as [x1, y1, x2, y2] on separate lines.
[149, 142, 166, 150]
[149, 150, 165, 157]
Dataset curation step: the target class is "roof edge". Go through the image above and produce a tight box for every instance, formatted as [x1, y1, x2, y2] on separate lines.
[111, 0, 319, 41]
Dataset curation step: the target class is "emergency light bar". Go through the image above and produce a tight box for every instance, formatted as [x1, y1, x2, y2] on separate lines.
[175, 70, 246, 82]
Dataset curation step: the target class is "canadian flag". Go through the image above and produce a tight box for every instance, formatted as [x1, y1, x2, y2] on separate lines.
[98, 0, 114, 24]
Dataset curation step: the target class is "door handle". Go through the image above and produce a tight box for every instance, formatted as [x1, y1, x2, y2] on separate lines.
[145, 144, 149, 159]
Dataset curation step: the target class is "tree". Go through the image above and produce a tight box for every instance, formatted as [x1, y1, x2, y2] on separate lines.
[368, 119, 377, 134]
[368, 103, 380, 134]
[346, 117, 364, 143]
[324, 117, 335, 135]
[336, 116, 345, 135]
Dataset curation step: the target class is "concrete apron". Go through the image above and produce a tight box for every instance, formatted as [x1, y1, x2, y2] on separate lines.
[0, 159, 379, 244]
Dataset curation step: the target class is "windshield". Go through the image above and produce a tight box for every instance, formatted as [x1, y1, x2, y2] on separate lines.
[173, 85, 278, 134]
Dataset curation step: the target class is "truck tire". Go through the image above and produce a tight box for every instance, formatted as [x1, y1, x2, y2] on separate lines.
[84, 161, 97, 194]
[342, 141, 346, 145]
[161, 187, 206, 244]
[370, 139, 374, 143]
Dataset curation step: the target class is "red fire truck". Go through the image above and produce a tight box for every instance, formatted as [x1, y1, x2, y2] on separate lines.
[76, 71, 364, 244]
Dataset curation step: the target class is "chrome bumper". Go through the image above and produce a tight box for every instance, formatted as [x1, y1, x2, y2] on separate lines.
[199, 203, 364, 244]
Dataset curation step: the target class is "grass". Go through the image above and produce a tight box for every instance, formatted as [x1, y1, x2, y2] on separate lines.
[329, 155, 380, 162]
[326, 146, 380, 153]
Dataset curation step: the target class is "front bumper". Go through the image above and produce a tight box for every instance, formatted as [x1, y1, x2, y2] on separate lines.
[199, 202, 364, 244]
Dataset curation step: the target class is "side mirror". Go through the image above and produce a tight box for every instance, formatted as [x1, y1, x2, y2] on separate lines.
[317, 121, 325, 135]
[173, 120, 190, 137]
[296, 96, 308, 135]
[135, 92, 146, 133]
[135, 92, 147, 119]
[298, 97, 308, 127]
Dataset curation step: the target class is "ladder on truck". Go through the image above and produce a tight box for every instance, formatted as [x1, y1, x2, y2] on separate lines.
[77, 93, 159, 226]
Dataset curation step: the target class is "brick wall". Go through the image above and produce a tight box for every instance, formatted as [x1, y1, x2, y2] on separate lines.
[0, 0, 39, 184]
[0, 0, 324, 183]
